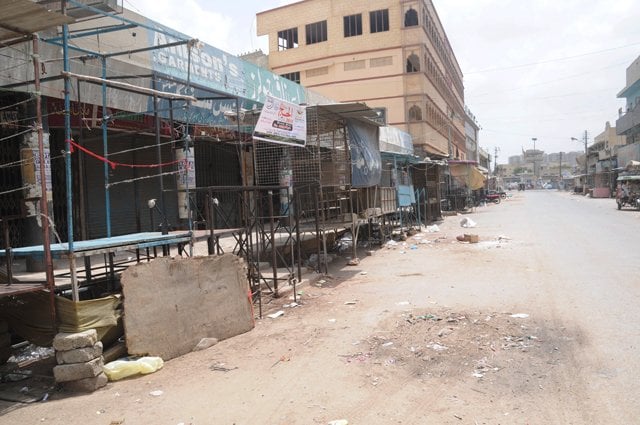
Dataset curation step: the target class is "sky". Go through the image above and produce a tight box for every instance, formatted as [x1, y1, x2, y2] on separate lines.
[123, 0, 640, 163]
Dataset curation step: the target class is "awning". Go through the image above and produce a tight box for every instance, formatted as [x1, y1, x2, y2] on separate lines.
[617, 175, 640, 181]
[449, 163, 486, 190]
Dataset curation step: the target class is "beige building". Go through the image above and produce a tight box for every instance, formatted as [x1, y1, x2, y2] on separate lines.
[256, 0, 465, 159]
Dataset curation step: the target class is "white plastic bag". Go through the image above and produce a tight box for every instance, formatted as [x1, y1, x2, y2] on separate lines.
[460, 217, 476, 228]
[103, 356, 164, 381]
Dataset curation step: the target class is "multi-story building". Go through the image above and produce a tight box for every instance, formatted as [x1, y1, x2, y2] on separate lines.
[464, 106, 480, 163]
[617, 55, 640, 144]
[508, 155, 523, 166]
[256, 0, 465, 159]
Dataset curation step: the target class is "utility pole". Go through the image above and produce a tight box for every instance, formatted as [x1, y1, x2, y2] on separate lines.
[493, 147, 500, 174]
[583, 130, 589, 193]
[559, 152, 563, 190]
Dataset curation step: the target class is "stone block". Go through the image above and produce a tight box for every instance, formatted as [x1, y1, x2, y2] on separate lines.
[52, 329, 98, 351]
[62, 372, 108, 393]
[53, 356, 104, 383]
[56, 342, 103, 365]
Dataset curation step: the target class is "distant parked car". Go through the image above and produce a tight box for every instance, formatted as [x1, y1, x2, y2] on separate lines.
[543, 183, 553, 189]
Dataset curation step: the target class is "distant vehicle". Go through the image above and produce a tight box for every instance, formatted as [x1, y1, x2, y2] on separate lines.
[488, 189, 507, 199]
[543, 183, 553, 189]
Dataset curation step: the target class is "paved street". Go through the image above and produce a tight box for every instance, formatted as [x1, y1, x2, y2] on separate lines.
[3, 190, 640, 424]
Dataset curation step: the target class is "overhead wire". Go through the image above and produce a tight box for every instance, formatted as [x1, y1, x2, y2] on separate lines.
[466, 40, 640, 75]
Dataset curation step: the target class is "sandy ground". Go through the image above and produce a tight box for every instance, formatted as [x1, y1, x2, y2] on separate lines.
[1, 190, 639, 424]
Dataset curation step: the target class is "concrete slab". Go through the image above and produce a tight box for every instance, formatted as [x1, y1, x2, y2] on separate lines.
[120, 255, 254, 361]
[56, 342, 103, 364]
[52, 329, 98, 351]
[53, 356, 104, 382]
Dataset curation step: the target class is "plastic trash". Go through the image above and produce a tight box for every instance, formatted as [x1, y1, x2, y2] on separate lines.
[425, 224, 440, 233]
[103, 357, 164, 381]
[267, 310, 285, 319]
[510, 313, 529, 319]
[460, 217, 476, 228]
[328, 420, 348, 425]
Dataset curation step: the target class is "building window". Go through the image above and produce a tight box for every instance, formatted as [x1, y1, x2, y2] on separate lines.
[406, 53, 420, 73]
[306, 20, 327, 45]
[281, 71, 300, 84]
[344, 14, 362, 37]
[409, 105, 422, 121]
[404, 8, 419, 27]
[370, 9, 389, 33]
[278, 28, 298, 51]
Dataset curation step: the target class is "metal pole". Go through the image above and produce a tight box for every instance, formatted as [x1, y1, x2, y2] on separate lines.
[33, 35, 57, 329]
[101, 56, 111, 237]
[152, 78, 169, 256]
[267, 191, 279, 297]
[61, 1, 79, 301]
[185, 42, 193, 257]
[584, 130, 588, 193]
[559, 152, 563, 190]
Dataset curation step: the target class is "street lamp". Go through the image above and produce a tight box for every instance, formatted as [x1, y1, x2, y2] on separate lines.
[572, 136, 588, 193]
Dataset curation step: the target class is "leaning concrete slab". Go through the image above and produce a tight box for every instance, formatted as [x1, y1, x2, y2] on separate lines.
[120, 255, 254, 361]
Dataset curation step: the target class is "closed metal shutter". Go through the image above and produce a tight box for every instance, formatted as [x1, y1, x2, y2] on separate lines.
[84, 134, 177, 238]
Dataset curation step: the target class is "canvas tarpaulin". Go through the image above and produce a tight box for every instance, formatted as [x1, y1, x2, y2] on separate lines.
[449, 163, 486, 190]
[348, 119, 381, 187]
[0, 292, 122, 347]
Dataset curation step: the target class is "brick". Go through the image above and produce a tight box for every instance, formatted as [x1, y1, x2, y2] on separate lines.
[52, 329, 98, 351]
[53, 356, 104, 383]
[56, 342, 103, 365]
[62, 372, 108, 393]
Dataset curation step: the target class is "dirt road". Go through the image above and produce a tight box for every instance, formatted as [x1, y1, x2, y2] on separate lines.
[3, 190, 639, 424]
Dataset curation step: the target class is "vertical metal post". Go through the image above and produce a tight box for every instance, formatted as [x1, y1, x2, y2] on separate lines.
[3, 221, 13, 285]
[61, 1, 78, 301]
[152, 78, 169, 256]
[584, 130, 588, 193]
[101, 55, 111, 237]
[559, 152, 563, 189]
[267, 191, 278, 297]
[185, 42, 193, 257]
[32, 35, 55, 290]
[293, 189, 302, 283]
[313, 187, 322, 274]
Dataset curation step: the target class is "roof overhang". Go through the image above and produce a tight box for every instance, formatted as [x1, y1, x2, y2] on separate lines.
[309, 102, 383, 126]
[0, 0, 75, 44]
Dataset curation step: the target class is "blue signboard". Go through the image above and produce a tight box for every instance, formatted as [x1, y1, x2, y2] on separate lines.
[145, 19, 306, 106]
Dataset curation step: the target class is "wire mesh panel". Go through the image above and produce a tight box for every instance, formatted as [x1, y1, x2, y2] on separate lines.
[253, 105, 353, 225]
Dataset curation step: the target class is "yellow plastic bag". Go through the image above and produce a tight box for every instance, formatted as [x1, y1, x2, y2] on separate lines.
[103, 356, 164, 381]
